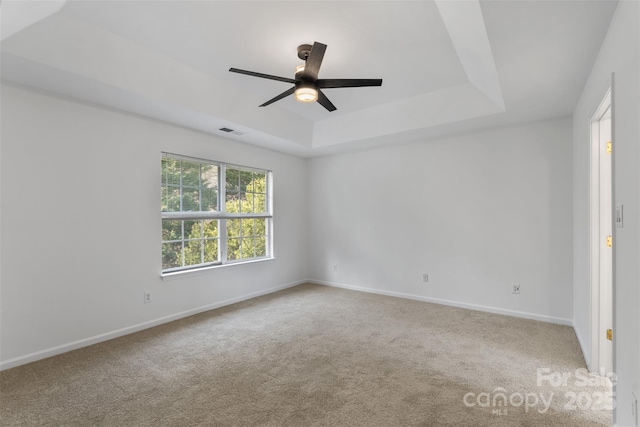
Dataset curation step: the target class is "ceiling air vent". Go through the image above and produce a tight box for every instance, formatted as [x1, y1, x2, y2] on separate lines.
[218, 127, 245, 136]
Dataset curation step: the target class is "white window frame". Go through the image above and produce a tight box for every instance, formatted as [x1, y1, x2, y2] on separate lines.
[161, 152, 273, 275]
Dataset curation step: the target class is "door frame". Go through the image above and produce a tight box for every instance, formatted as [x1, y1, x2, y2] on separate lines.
[589, 83, 614, 375]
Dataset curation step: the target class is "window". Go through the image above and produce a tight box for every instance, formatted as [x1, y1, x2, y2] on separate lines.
[161, 153, 272, 273]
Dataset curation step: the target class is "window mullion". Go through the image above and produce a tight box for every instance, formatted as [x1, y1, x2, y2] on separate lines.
[161, 211, 271, 220]
[198, 165, 204, 264]
[181, 220, 185, 268]
[267, 171, 273, 257]
[198, 163, 202, 211]
[200, 221, 204, 264]
[179, 160, 183, 212]
[220, 165, 228, 263]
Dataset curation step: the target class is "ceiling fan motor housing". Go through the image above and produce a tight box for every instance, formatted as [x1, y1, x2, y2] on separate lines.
[297, 44, 313, 61]
[294, 70, 315, 87]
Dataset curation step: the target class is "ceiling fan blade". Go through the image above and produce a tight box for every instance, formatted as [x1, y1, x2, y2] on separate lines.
[301, 42, 327, 81]
[317, 89, 337, 112]
[317, 79, 383, 89]
[229, 68, 295, 84]
[259, 86, 296, 107]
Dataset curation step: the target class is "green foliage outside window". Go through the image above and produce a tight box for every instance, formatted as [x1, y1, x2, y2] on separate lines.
[225, 173, 268, 260]
[161, 156, 269, 271]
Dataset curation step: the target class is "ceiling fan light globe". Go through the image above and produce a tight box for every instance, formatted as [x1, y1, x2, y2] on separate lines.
[295, 87, 318, 103]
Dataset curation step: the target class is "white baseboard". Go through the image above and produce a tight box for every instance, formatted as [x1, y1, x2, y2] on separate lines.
[310, 279, 573, 326]
[573, 321, 592, 369]
[0, 279, 306, 371]
[2, 279, 574, 371]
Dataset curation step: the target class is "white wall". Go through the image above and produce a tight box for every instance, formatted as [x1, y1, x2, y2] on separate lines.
[308, 117, 574, 324]
[572, 2, 640, 426]
[0, 84, 309, 368]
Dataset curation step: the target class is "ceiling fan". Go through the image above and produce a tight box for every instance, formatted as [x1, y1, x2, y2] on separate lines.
[229, 42, 383, 112]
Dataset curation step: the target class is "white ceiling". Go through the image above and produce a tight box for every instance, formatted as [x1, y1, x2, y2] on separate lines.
[0, 0, 618, 157]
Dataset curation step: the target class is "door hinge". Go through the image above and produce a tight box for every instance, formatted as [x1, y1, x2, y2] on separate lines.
[606, 141, 612, 154]
[606, 235, 612, 248]
[607, 329, 613, 341]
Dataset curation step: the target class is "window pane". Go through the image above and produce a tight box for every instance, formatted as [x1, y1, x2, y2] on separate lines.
[227, 219, 242, 239]
[252, 172, 267, 193]
[184, 220, 200, 240]
[162, 186, 181, 212]
[200, 164, 217, 187]
[162, 158, 181, 186]
[226, 168, 240, 192]
[239, 170, 253, 192]
[256, 235, 267, 257]
[162, 220, 182, 242]
[226, 192, 240, 213]
[242, 218, 253, 238]
[254, 218, 266, 236]
[240, 192, 254, 214]
[203, 220, 218, 238]
[204, 239, 218, 263]
[201, 188, 217, 211]
[182, 188, 200, 211]
[162, 242, 182, 269]
[241, 238, 255, 259]
[181, 161, 201, 186]
[227, 238, 241, 260]
[251, 237, 259, 257]
[254, 193, 266, 213]
[184, 239, 203, 266]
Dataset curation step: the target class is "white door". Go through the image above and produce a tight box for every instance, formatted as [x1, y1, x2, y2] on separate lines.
[598, 104, 613, 376]
[590, 88, 613, 376]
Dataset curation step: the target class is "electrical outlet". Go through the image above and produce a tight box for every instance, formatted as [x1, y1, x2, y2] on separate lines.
[422, 273, 429, 283]
[144, 291, 152, 303]
[512, 284, 520, 295]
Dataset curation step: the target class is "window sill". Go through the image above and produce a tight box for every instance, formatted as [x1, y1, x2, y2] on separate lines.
[160, 257, 274, 281]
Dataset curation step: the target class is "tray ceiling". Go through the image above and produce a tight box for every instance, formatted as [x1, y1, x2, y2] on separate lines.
[1, 1, 618, 157]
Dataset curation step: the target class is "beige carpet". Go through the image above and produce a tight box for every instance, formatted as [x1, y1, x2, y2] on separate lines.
[0, 283, 612, 426]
